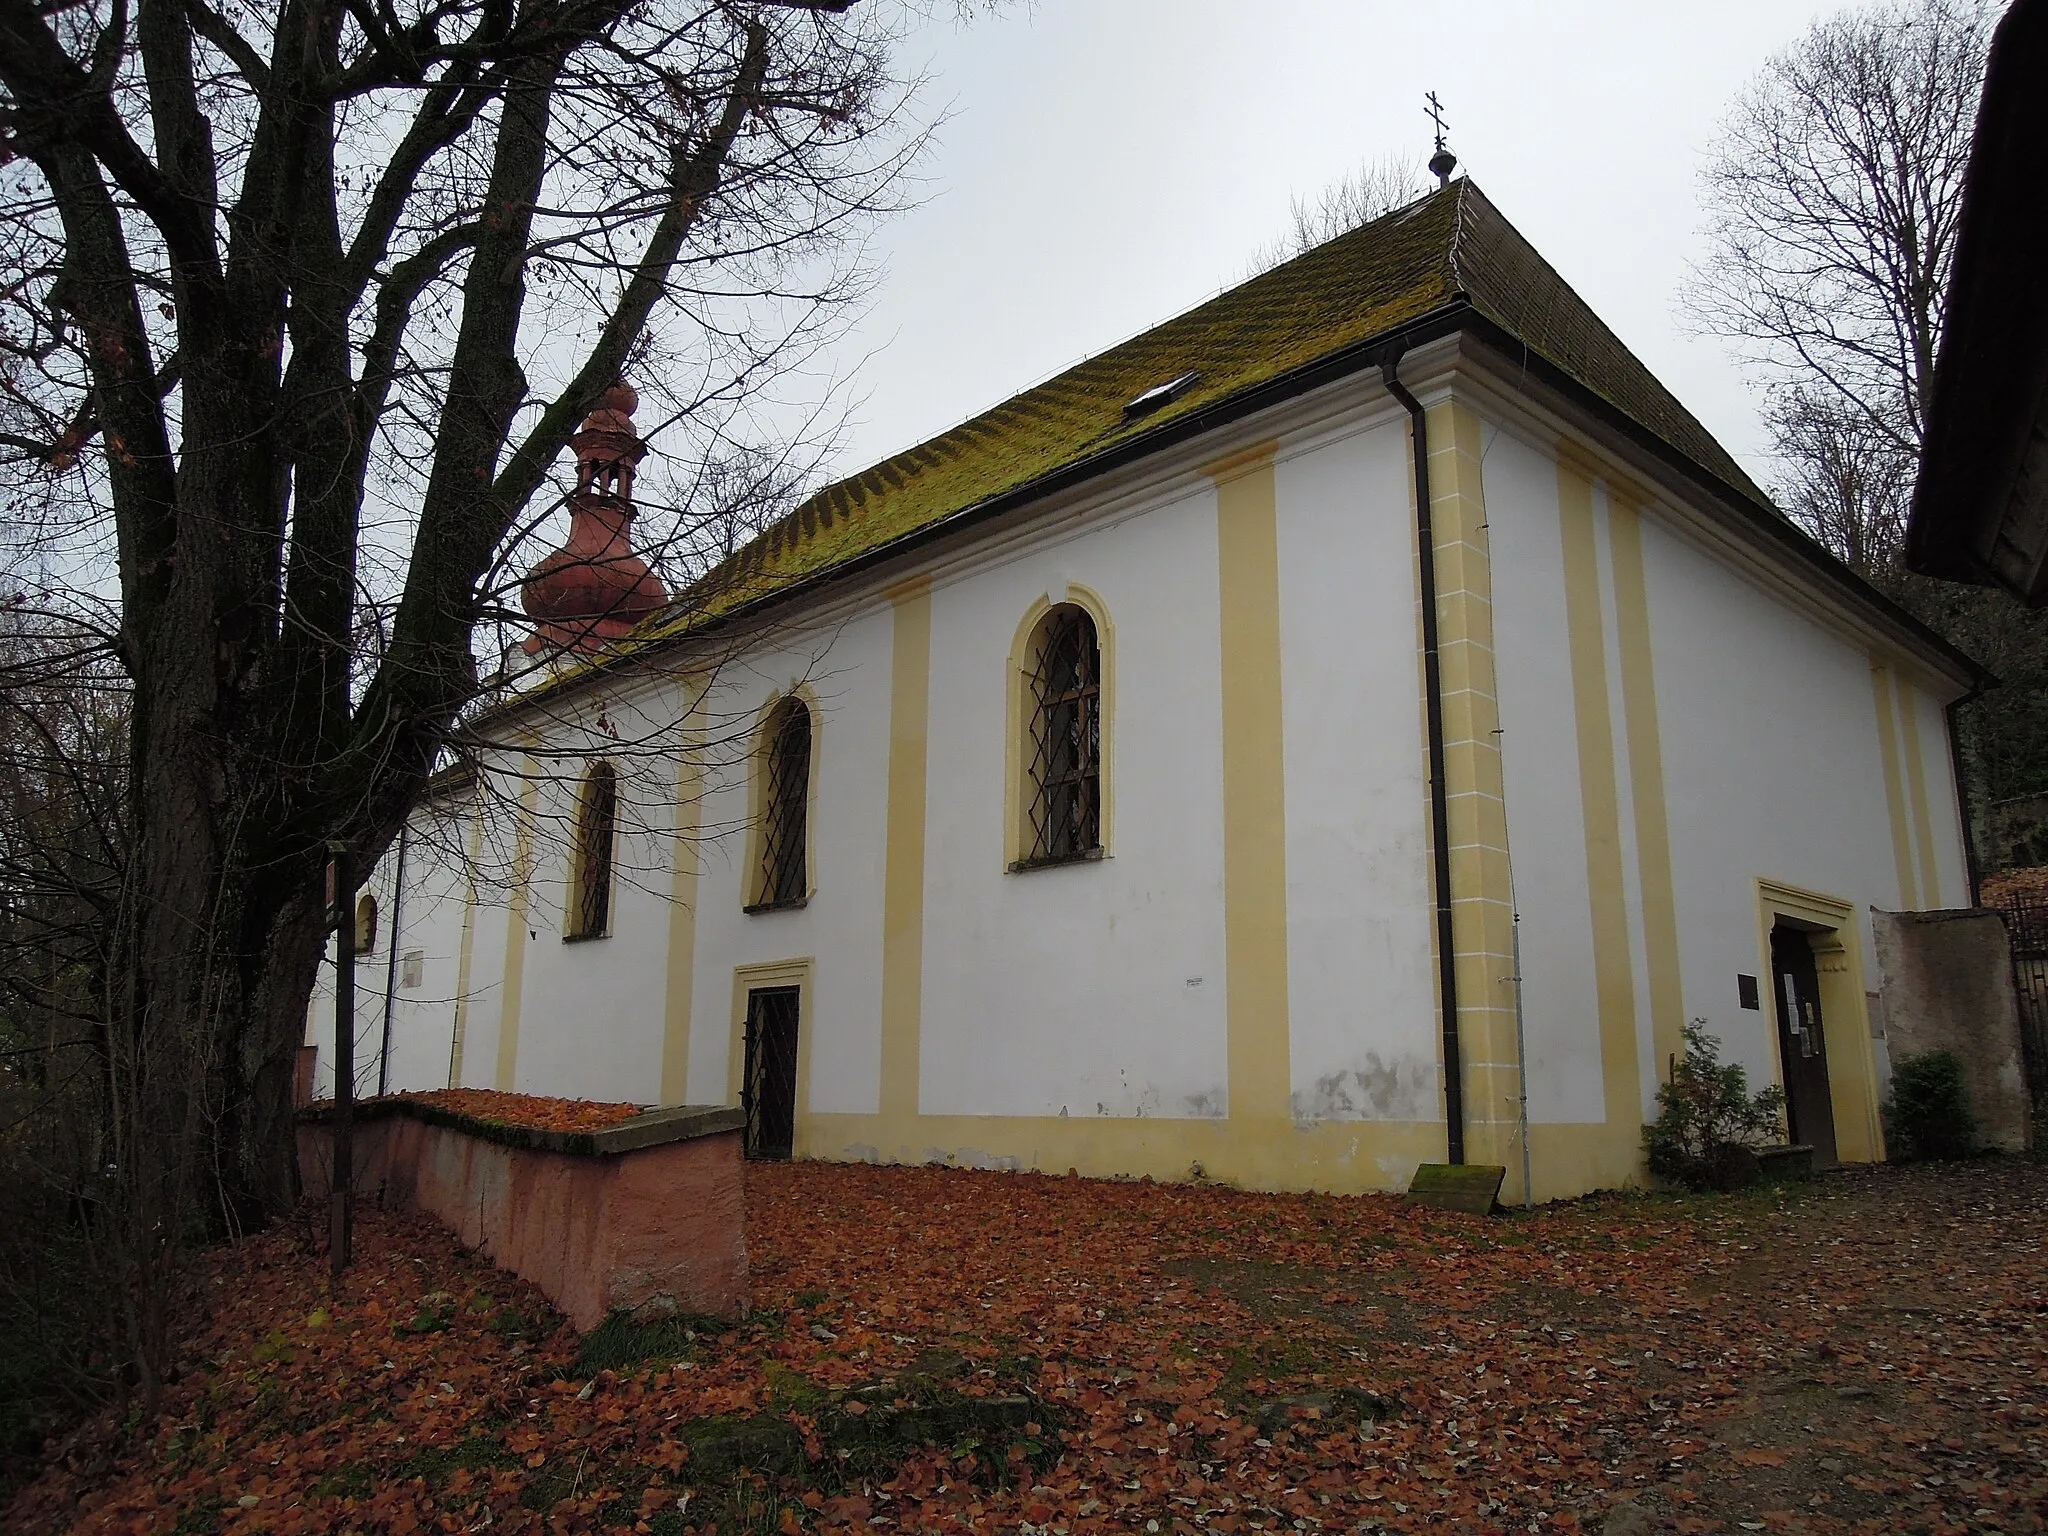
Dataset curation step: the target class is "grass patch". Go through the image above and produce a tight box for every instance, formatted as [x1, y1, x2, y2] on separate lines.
[311, 1462, 376, 1502]
[487, 1302, 552, 1342]
[394, 1291, 458, 1336]
[673, 1386, 1060, 1484]
[395, 1433, 515, 1487]
[646, 1471, 792, 1536]
[562, 1366, 1070, 1508]
[572, 1310, 728, 1376]
[168, 1493, 225, 1535]
[764, 1361, 831, 1412]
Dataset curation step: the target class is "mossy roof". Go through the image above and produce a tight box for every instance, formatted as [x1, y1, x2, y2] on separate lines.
[650, 179, 1766, 639]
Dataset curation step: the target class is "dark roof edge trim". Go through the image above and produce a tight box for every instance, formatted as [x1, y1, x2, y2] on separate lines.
[1456, 313, 1990, 690]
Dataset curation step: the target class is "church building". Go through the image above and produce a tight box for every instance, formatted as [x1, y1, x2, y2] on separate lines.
[313, 180, 1980, 1204]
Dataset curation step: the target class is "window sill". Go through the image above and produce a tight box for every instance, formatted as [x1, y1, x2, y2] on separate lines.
[562, 930, 610, 944]
[743, 897, 810, 915]
[1008, 847, 1106, 874]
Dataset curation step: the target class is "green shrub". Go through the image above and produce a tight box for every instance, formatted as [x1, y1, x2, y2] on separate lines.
[1885, 1050, 1977, 1161]
[1643, 1021, 1788, 1192]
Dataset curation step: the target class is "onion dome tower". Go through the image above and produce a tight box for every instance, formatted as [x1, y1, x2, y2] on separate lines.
[520, 382, 669, 654]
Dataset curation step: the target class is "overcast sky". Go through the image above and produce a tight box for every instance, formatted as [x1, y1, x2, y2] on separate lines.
[814, 0, 1854, 497]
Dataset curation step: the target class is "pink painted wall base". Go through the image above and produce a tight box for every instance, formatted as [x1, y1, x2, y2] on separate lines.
[298, 1102, 748, 1330]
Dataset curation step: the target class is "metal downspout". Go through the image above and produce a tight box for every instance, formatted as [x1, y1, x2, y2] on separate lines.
[1382, 353, 1467, 1165]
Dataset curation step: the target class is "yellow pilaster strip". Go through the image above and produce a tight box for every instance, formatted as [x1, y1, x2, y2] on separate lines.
[1422, 402, 1521, 1174]
[879, 577, 933, 1123]
[495, 761, 540, 1091]
[1604, 494, 1685, 1081]
[1555, 458, 1642, 1135]
[660, 681, 708, 1103]
[446, 804, 484, 1087]
[1207, 442, 1293, 1128]
[1870, 658, 1920, 908]
[1895, 672, 1941, 908]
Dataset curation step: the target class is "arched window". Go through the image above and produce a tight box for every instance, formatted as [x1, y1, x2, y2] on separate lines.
[569, 760, 618, 939]
[1022, 604, 1102, 864]
[354, 893, 379, 956]
[751, 697, 812, 910]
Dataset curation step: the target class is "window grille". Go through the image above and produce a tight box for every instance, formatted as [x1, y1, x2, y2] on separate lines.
[742, 985, 801, 1160]
[753, 700, 811, 909]
[1023, 605, 1101, 864]
[570, 761, 618, 939]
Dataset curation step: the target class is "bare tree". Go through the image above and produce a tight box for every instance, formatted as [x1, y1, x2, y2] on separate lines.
[0, 0, 961, 1404]
[0, 585, 136, 1436]
[1690, 0, 2048, 873]
[1691, 0, 1999, 478]
[1248, 154, 1428, 274]
[1764, 387, 1915, 573]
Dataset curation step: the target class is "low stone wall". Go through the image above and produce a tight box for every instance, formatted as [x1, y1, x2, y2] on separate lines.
[1872, 908, 2032, 1154]
[298, 1100, 748, 1329]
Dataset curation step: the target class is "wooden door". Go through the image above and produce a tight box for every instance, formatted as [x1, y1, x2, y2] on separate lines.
[1770, 926, 1838, 1166]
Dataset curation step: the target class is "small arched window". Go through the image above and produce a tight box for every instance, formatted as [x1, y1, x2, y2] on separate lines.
[354, 893, 379, 956]
[1022, 604, 1101, 864]
[751, 697, 812, 911]
[569, 760, 618, 939]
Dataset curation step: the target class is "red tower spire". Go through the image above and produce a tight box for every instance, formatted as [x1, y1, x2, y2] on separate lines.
[521, 382, 669, 654]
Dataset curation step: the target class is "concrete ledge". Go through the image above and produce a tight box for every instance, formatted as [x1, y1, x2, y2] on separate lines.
[299, 1100, 748, 1329]
[298, 1096, 745, 1158]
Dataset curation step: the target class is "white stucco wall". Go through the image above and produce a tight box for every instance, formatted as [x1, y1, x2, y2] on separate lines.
[1273, 417, 1441, 1122]
[1635, 507, 1946, 1094]
[375, 815, 472, 1093]
[454, 780, 513, 1092]
[1906, 682, 1970, 910]
[1481, 406, 1973, 1128]
[1482, 424, 1609, 1125]
[305, 794, 475, 1099]
[684, 607, 895, 1112]
[509, 678, 690, 1103]
[916, 480, 1234, 1119]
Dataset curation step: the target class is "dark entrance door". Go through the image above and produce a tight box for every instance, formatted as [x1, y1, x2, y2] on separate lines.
[742, 986, 801, 1161]
[1770, 925, 1838, 1166]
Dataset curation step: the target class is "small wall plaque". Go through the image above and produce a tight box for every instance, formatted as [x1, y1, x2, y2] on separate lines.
[1738, 973, 1761, 1010]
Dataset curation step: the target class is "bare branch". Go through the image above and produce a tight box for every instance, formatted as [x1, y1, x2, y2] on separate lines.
[1687, 0, 1997, 456]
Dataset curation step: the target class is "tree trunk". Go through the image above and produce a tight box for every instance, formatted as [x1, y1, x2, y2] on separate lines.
[123, 661, 388, 1230]
[235, 884, 333, 1216]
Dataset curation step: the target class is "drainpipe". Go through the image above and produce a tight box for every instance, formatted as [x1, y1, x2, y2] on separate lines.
[1382, 352, 1466, 1166]
[376, 819, 410, 1096]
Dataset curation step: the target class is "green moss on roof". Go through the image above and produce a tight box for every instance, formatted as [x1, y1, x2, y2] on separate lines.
[647, 179, 1768, 640]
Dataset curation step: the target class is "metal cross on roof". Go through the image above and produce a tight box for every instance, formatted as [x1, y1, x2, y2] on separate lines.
[1426, 92, 1458, 187]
